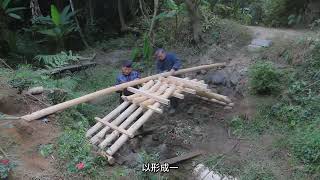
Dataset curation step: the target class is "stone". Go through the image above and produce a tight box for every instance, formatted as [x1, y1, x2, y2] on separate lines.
[251, 39, 272, 47]
[206, 70, 227, 85]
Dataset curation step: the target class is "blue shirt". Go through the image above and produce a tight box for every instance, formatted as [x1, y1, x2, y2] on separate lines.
[156, 53, 181, 73]
[116, 71, 140, 85]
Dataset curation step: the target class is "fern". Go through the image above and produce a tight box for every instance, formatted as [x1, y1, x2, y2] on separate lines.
[34, 51, 83, 69]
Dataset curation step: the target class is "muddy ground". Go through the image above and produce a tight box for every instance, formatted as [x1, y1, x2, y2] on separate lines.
[0, 26, 307, 179]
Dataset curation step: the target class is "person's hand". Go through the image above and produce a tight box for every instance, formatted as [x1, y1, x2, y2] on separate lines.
[170, 69, 176, 75]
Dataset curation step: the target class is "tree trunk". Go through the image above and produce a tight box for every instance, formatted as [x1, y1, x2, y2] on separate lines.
[68, 0, 90, 48]
[88, 0, 94, 25]
[118, 0, 129, 31]
[148, 0, 159, 37]
[184, 0, 202, 44]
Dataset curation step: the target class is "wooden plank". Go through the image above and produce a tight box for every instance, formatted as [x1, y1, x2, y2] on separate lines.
[22, 63, 226, 121]
[168, 76, 208, 89]
[177, 86, 197, 94]
[95, 117, 134, 138]
[127, 87, 170, 105]
[172, 92, 184, 99]
[160, 150, 204, 165]
[147, 105, 163, 114]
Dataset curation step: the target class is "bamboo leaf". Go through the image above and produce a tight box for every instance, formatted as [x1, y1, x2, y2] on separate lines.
[51, 4, 61, 26]
[5, 7, 26, 13]
[7, 13, 21, 19]
[2, 0, 10, 9]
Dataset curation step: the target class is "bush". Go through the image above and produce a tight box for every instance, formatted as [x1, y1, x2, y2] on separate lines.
[249, 61, 282, 95]
[290, 121, 320, 172]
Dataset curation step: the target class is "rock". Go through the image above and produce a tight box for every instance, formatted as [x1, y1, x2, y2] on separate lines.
[251, 39, 272, 47]
[206, 70, 227, 85]
[27, 86, 44, 95]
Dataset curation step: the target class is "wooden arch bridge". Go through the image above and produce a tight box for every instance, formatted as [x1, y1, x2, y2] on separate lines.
[20, 63, 233, 164]
[86, 76, 233, 163]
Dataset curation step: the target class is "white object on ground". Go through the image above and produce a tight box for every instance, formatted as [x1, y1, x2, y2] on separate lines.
[193, 164, 237, 180]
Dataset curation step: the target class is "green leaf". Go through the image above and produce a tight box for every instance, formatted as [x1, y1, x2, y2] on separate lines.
[5, 7, 25, 13]
[7, 13, 21, 19]
[37, 29, 57, 37]
[51, 4, 61, 26]
[2, 0, 10, 9]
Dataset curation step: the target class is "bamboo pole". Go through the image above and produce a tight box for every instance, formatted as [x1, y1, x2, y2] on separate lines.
[95, 117, 134, 138]
[124, 80, 159, 101]
[90, 104, 138, 145]
[132, 83, 168, 104]
[86, 101, 130, 137]
[21, 63, 226, 121]
[106, 85, 176, 158]
[196, 90, 232, 103]
[140, 84, 169, 107]
[99, 107, 144, 149]
[127, 87, 170, 105]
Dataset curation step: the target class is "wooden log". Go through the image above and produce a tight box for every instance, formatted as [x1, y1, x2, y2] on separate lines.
[129, 82, 164, 104]
[21, 63, 226, 121]
[168, 76, 208, 89]
[95, 117, 134, 138]
[99, 107, 144, 149]
[147, 105, 163, 114]
[140, 84, 169, 107]
[172, 91, 184, 99]
[106, 85, 176, 156]
[86, 101, 130, 137]
[45, 62, 97, 75]
[177, 86, 197, 94]
[127, 87, 170, 105]
[196, 90, 232, 103]
[124, 80, 158, 101]
[90, 104, 138, 145]
[160, 150, 203, 165]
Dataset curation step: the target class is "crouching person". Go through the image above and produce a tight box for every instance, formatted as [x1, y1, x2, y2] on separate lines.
[154, 48, 181, 114]
[116, 60, 140, 103]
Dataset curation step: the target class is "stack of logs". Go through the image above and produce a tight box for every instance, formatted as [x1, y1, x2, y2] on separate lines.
[86, 76, 233, 163]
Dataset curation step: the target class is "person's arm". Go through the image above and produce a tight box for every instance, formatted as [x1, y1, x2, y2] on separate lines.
[172, 55, 181, 71]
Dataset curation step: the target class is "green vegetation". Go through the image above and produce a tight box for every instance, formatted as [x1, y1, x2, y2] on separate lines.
[249, 61, 282, 95]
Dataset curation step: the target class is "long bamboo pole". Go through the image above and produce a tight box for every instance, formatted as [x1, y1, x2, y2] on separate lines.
[21, 63, 226, 121]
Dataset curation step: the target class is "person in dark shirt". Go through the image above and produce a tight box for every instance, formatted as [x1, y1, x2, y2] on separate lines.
[116, 60, 140, 103]
[155, 48, 181, 74]
[155, 48, 182, 114]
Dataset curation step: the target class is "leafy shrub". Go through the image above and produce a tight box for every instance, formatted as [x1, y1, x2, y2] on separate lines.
[249, 61, 282, 95]
[290, 121, 320, 172]
[58, 127, 94, 174]
[0, 159, 15, 179]
[39, 144, 54, 157]
[34, 51, 82, 69]
[270, 104, 309, 127]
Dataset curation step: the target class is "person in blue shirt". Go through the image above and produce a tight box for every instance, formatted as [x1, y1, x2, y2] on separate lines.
[116, 60, 140, 103]
[155, 48, 182, 114]
[155, 48, 181, 74]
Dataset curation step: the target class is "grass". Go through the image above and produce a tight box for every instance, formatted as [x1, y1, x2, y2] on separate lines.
[227, 39, 320, 179]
